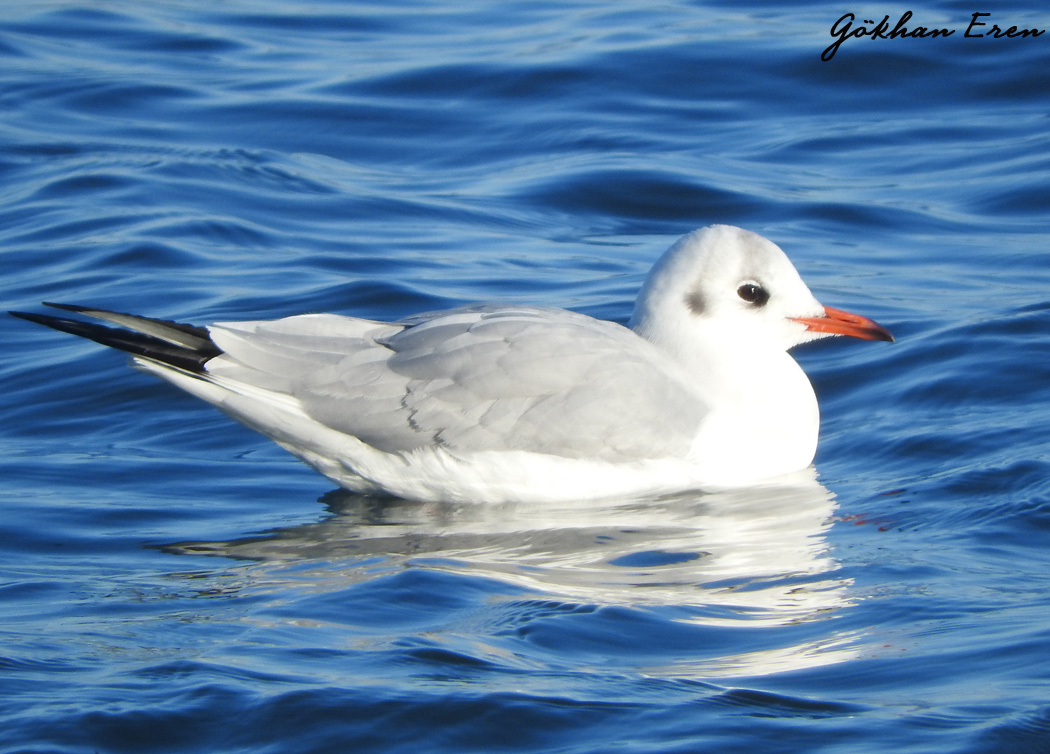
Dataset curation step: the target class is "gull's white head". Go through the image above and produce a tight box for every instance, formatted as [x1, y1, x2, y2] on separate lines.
[629, 225, 892, 359]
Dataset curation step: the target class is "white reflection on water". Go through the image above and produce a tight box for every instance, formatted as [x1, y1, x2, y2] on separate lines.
[168, 468, 860, 677]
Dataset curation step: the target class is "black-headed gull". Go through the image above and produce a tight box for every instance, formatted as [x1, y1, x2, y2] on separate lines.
[12, 225, 892, 503]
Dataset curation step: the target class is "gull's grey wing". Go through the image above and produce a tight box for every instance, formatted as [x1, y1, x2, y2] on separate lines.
[206, 306, 709, 462]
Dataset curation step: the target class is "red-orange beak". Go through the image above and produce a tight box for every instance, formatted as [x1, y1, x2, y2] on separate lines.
[792, 306, 894, 342]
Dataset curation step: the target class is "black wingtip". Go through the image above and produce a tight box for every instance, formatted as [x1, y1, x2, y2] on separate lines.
[40, 301, 106, 317]
[10, 309, 46, 324]
[11, 305, 218, 373]
[10, 309, 83, 330]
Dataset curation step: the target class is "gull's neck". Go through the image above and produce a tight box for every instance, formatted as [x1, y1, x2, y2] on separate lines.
[633, 321, 821, 485]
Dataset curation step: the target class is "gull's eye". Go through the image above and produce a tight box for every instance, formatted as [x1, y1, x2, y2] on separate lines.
[737, 283, 770, 307]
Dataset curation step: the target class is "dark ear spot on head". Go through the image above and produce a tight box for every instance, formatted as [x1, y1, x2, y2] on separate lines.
[685, 290, 705, 315]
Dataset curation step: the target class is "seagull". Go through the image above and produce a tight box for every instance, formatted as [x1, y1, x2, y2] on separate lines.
[11, 225, 892, 503]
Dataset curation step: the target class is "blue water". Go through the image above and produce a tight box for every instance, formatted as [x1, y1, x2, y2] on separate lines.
[4, 1, 1050, 751]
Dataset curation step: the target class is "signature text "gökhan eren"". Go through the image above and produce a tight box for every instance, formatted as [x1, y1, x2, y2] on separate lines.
[823, 11, 1045, 61]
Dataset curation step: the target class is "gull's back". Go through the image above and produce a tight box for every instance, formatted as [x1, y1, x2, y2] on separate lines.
[203, 304, 710, 464]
